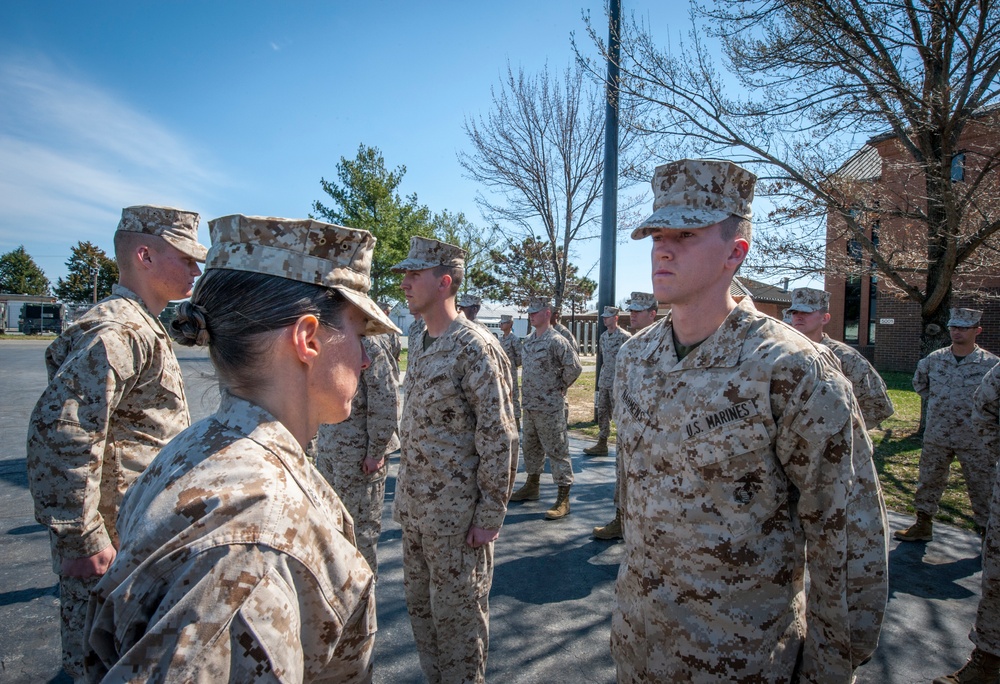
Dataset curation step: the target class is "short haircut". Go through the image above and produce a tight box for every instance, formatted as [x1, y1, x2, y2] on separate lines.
[432, 265, 464, 296]
[719, 215, 752, 242]
[113, 229, 164, 266]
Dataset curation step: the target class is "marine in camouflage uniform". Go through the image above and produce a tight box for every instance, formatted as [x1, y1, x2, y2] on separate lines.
[896, 307, 1000, 541]
[499, 314, 522, 430]
[584, 306, 632, 456]
[935, 364, 1000, 682]
[552, 318, 581, 355]
[788, 287, 894, 429]
[393, 237, 518, 684]
[408, 314, 426, 352]
[510, 296, 583, 520]
[83, 213, 398, 682]
[316, 332, 400, 575]
[612, 159, 886, 682]
[25, 205, 205, 682]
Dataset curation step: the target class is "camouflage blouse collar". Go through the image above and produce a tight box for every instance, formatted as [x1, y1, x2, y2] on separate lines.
[635, 297, 757, 369]
[111, 283, 167, 336]
[214, 391, 308, 473]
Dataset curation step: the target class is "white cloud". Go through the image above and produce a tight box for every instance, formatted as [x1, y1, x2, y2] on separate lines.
[0, 57, 228, 268]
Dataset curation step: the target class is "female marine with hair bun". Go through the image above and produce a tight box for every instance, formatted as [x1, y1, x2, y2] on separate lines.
[84, 215, 399, 683]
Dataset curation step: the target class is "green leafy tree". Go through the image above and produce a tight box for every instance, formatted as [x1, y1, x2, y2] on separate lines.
[479, 236, 597, 312]
[312, 144, 434, 304]
[0, 246, 50, 295]
[54, 241, 118, 303]
[430, 210, 500, 296]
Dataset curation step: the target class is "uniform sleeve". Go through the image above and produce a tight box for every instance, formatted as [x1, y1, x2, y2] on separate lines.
[512, 337, 522, 368]
[462, 344, 518, 531]
[364, 342, 400, 463]
[842, 354, 895, 429]
[774, 361, 859, 681]
[559, 338, 583, 390]
[88, 546, 375, 683]
[974, 365, 1000, 449]
[912, 357, 930, 399]
[26, 328, 142, 559]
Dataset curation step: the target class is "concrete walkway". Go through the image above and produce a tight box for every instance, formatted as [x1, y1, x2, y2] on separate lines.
[0, 341, 988, 682]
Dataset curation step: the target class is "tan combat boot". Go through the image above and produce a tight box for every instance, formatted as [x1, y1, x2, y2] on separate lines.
[933, 648, 1000, 683]
[893, 512, 934, 542]
[510, 474, 540, 502]
[583, 437, 608, 455]
[593, 509, 623, 540]
[544, 485, 571, 520]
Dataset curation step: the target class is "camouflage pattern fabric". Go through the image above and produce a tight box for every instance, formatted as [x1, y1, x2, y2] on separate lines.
[611, 299, 886, 682]
[552, 322, 580, 355]
[60, 574, 100, 680]
[27, 284, 191, 564]
[522, 409, 575, 485]
[85, 392, 375, 682]
[408, 317, 426, 353]
[972, 366, 1000, 655]
[117, 204, 206, 261]
[394, 315, 517, 683]
[911, 345, 1000, 528]
[499, 330, 522, 425]
[521, 328, 582, 413]
[401, 526, 491, 684]
[386, 331, 402, 362]
[913, 345, 1000, 448]
[597, 328, 632, 441]
[391, 236, 466, 272]
[316, 334, 400, 575]
[821, 334, 894, 429]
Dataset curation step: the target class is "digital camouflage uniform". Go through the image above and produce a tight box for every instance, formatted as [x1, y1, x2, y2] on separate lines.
[408, 317, 426, 352]
[912, 344, 1000, 529]
[821, 333, 894, 429]
[520, 327, 583, 485]
[316, 333, 400, 575]
[26, 283, 191, 680]
[394, 314, 518, 684]
[553, 321, 580, 355]
[499, 327, 522, 429]
[611, 299, 887, 682]
[85, 392, 376, 682]
[971, 365, 1000, 657]
[596, 323, 632, 441]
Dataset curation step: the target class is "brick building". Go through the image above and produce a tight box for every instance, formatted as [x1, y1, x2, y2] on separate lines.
[825, 114, 1000, 372]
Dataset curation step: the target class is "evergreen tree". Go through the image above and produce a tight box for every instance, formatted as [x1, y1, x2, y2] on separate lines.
[54, 242, 118, 303]
[0, 246, 50, 295]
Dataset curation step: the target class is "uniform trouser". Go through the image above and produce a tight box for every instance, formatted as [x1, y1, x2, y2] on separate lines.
[317, 458, 388, 576]
[613, 445, 625, 509]
[401, 525, 492, 684]
[511, 370, 521, 429]
[914, 442, 996, 529]
[596, 387, 614, 440]
[522, 409, 574, 486]
[974, 458, 1000, 656]
[60, 574, 100, 682]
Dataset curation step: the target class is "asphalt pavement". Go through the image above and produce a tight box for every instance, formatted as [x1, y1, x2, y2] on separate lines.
[0, 339, 989, 683]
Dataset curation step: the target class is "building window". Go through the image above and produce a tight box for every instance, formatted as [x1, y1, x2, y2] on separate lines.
[844, 275, 862, 344]
[952, 152, 966, 182]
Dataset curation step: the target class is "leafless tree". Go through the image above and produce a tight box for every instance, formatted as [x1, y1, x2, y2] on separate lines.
[460, 61, 640, 312]
[583, 0, 1000, 355]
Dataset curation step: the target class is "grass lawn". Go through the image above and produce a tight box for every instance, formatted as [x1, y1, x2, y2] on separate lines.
[567, 365, 978, 530]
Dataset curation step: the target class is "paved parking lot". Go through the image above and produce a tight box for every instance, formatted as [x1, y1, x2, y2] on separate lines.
[0, 339, 989, 683]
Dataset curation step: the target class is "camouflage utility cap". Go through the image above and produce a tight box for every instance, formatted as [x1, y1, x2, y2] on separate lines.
[788, 287, 831, 313]
[205, 214, 400, 335]
[117, 205, 207, 262]
[391, 236, 466, 272]
[526, 297, 551, 314]
[948, 308, 983, 328]
[632, 159, 756, 239]
[627, 292, 657, 311]
[500, 314, 513, 324]
[458, 294, 482, 308]
[601, 306, 620, 318]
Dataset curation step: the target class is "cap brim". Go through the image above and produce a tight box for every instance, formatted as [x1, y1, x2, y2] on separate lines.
[390, 258, 438, 273]
[786, 305, 816, 313]
[631, 206, 732, 239]
[162, 235, 209, 262]
[336, 287, 402, 336]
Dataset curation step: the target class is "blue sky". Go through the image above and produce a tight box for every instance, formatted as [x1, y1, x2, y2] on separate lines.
[0, 0, 706, 304]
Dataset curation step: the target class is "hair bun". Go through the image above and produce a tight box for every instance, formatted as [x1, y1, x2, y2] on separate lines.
[171, 301, 211, 346]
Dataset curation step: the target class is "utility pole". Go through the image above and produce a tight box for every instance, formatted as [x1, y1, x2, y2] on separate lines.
[92, 257, 99, 304]
[594, 0, 621, 419]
